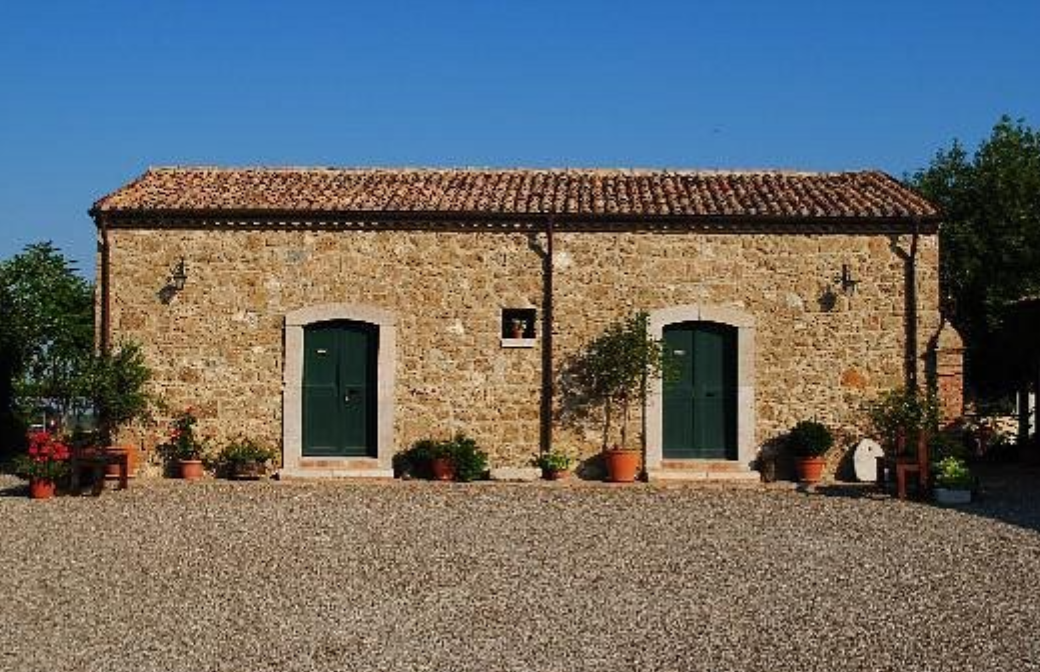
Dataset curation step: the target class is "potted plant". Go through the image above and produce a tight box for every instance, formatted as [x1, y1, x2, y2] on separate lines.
[394, 434, 488, 482]
[565, 311, 668, 482]
[533, 449, 574, 480]
[510, 318, 528, 339]
[933, 456, 974, 505]
[157, 408, 208, 480]
[217, 437, 277, 480]
[88, 341, 152, 478]
[788, 420, 833, 483]
[14, 431, 71, 499]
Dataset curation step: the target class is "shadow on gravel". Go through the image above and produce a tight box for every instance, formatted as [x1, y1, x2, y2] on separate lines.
[0, 482, 27, 497]
[959, 460, 1040, 534]
[795, 461, 1040, 535]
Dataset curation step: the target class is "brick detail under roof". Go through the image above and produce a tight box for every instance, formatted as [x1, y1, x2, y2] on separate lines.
[91, 167, 938, 221]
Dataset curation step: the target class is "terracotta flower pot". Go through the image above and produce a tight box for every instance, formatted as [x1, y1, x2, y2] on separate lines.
[603, 449, 640, 483]
[29, 479, 56, 500]
[178, 459, 204, 480]
[543, 468, 569, 481]
[795, 456, 826, 483]
[430, 457, 455, 481]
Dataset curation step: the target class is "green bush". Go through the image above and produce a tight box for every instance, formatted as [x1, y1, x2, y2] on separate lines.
[787, 420, 834, 458]
[218, 436, 277, 465]
[393, 434, 487, 482]
[442, 433, 488, 482]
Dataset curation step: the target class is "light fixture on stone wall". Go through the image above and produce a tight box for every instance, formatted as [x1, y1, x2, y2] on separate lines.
[835, 263, 858, 297]
[168, 258, 188, 291]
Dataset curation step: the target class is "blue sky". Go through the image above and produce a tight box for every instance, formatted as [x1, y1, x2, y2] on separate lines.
[1, 0, 1038, 277]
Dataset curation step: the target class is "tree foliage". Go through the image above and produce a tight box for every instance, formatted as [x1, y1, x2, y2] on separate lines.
[909, 116, 1040, 394]
[0, 242, 94, 418]
[561, 311, 670, 450]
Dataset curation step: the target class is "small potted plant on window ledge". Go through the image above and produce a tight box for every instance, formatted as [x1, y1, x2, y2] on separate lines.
[157, 408, 208, 480]
[510, 318, 528, 339]
[933, 456, 973, 505]
[533, 449, 575, 480]
[217, 437, 277, 480]
[788, 420, 833, 483]
[14, 431, 72, 499]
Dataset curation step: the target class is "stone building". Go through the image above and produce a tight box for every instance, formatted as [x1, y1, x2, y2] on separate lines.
[91, 167, 961, 479]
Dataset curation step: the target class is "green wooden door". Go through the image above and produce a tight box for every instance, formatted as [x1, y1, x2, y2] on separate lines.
[663, 322, 737, 459]
[303, 321, 376, 457]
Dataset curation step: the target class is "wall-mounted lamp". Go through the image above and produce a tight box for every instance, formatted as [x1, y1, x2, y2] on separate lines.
[835, 263, 858, 297]
[168, 258, 188, 291]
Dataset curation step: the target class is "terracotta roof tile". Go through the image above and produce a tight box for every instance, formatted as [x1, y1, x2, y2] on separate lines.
[91, 167, 939, 221]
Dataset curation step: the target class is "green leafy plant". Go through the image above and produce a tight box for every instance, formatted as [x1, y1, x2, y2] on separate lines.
[441, 433, 488, 482]
[393, 434, 488, 482]
[218, 436, 277, 465]
[864, 387, 939, 455]
[156, 408, 208, 463]
[933, 456, 973, 490]
[532, 449, 574, 473]
[562, 311, 670, 451]
[393, 439, 438, 479]
[88, 341, 153, 446]
[13, 431, 71, 482]
[787, 420, 834, 458]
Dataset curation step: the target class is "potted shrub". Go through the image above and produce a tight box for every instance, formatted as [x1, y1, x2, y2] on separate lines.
[157, 408, 208, 480]
[13, 431, 71, 499]
[565, 311, 668, 482]
[510, 318, 527, 339]
[88, 341, 152, 478]
[533, 449, 574, 480]
[933, 456, 974, 505]
[218, 437, 277, 480]
[393, 434, 488, 482]
[788, 420, 833, 483]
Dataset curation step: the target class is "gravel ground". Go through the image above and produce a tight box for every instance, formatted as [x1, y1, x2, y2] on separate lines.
[1, 469, 1038, 672]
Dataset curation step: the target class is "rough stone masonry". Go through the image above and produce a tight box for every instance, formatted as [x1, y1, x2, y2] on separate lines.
[91, 167, 962, 476]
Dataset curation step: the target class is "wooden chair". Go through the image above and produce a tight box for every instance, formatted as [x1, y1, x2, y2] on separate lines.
[895, 433, 930, 500]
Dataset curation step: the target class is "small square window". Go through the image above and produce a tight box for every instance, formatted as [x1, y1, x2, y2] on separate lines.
[501, 308, 536, 340]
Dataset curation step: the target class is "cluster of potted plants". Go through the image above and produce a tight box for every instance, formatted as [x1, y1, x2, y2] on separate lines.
[393, 433, 488, 482]
[13, 431, 71, 499]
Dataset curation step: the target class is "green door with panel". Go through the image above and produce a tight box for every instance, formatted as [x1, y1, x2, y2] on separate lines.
[303, 321, 377, 457]
[663, 322, 737, 459]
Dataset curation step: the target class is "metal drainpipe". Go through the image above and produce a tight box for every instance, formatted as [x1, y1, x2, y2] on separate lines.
[98, 217, 112, 355]
[907, 219, 920, 390]
[540, 216, 555, 454]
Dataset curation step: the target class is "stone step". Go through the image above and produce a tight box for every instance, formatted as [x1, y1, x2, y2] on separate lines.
[279, 457, 393, 479]
[649, 459, 761, 483]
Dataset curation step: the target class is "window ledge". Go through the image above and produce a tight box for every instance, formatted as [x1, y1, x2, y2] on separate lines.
[501, 337, 536, 349]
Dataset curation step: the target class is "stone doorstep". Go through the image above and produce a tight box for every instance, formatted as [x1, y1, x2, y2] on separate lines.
[279, 457, 393, 480]
[648, 460, 762, 483]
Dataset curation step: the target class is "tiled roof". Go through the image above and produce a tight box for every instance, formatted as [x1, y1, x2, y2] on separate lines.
[92, 167, 938, 221]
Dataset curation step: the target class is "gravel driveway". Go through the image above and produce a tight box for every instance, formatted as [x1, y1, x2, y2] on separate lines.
[1, 470, 1038, 672]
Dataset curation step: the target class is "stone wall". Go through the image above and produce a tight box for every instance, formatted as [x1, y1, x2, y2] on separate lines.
[104, 223, 956, 469]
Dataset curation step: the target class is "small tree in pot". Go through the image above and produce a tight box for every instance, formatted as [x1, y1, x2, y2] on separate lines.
[564, 312, 668, 482]
[788, 420, 834, 483]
